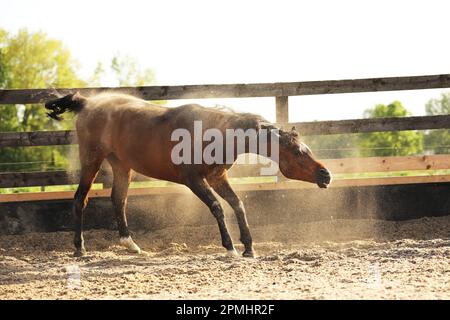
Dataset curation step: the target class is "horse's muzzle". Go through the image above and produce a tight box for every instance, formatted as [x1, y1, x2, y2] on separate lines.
[316, 168, 332, 188]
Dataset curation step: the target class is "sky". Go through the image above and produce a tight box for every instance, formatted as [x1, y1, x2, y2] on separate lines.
[1, 0, 450, 122]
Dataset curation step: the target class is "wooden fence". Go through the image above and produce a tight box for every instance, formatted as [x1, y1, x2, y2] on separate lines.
[1, 74, 450, 203]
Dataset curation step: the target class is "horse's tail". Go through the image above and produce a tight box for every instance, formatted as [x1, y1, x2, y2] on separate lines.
[45, 92, 87, 121]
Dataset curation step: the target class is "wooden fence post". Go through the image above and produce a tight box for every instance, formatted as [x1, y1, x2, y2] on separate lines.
[275, 96, 289, 182]
[275, 96, 289, 124]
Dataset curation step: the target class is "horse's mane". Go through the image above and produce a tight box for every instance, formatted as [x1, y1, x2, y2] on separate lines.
[259, 122, 300, 149]
[227, 111, 266, 132]
[159, 103, 264, 132]
[196, 104, 301, 149]
[165, 103, 300, 149]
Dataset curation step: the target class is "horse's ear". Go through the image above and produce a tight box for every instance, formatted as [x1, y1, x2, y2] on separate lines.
[291, 126, 299, 138]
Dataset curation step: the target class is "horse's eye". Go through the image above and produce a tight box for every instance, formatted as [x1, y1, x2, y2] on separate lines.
[293, 149, 301, 156]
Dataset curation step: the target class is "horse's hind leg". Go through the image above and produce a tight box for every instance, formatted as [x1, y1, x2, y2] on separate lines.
[208, 175, 255, 258]
[186, 176, 237, 257]
[107, 154, 141, 254]
[73, 157, 103, 257]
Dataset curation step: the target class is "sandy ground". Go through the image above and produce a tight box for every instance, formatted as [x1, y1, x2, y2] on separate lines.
[1, 216, 449, 299]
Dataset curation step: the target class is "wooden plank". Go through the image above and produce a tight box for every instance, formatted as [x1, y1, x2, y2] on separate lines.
[1, 174, 449, 203]
[232, 175, 450, 191]
[2, 115, 450, 148]
[275, 96, 289, 182]
[0, 170, 78, 188]
[288, 115, 450, 135]
[0, 186, 191, 202]
[275, 96, 289, 123]
[0, 130, 77, 147]
[1, 155, 449, 188]
[322, 154, 450, 174]
[328, 175, 450, 187]
[1, 74, 450, 104]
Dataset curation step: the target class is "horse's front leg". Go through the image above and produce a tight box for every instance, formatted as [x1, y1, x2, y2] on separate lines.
[186, 176, 237, 257]
[208, 176, 255, 257]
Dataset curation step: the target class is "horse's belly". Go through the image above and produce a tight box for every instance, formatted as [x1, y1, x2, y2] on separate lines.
[131, 160, 180, 183]
[115, 139, 181, 183]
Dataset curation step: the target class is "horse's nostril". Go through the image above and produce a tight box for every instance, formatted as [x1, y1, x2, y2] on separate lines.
[316, 168, 331, 188]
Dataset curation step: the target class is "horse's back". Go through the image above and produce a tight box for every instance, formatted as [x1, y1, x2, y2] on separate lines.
[73, 94, 261, 183]
[75, 93, 166, 144]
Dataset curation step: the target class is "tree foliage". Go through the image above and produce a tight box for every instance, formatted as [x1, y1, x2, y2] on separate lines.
[88, 54, 162, 105]
[0, 29, 84, 172]
[110, 54, 156, 86]
[358, 101, 424, 157]
[424, 93, 450, 154]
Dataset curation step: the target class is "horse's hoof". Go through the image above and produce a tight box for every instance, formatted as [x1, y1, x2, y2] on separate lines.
[226, 249, 239, 258]
[73, 248, 86, 257]
[120, 237, 141, 254]
[129, 248, 141, 254]
[242, 250, 256, 258]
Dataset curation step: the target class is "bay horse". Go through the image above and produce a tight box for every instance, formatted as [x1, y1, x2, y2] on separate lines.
[45, 92, 332, 257]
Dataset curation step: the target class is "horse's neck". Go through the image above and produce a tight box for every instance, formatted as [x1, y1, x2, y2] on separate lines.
[234, 130, 280, 164]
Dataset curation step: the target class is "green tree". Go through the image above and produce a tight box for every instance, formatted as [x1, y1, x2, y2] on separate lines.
[424, 93, 450, 154]
[87, 55, 157, 87]
[358, 101, 424, 157]
[87, 61, 105, 87]
[110, 53, 155, 86]
[0, 29, 8, 88]
[88, 54, 163, 104]
[0, 29, 84, 172]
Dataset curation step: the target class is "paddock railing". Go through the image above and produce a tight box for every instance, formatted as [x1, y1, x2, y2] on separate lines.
[1, 74, 450, 202]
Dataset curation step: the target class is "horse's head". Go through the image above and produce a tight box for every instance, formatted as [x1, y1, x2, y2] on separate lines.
[276, 127, 332, 188]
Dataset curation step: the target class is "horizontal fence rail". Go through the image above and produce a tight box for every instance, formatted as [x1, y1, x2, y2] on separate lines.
[1, 74, 450, 104]
[0, 130, 76, 147]
[289, 114, 450, 135]
[1, 154, 449, 188]
[1, 115, 450, 147]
